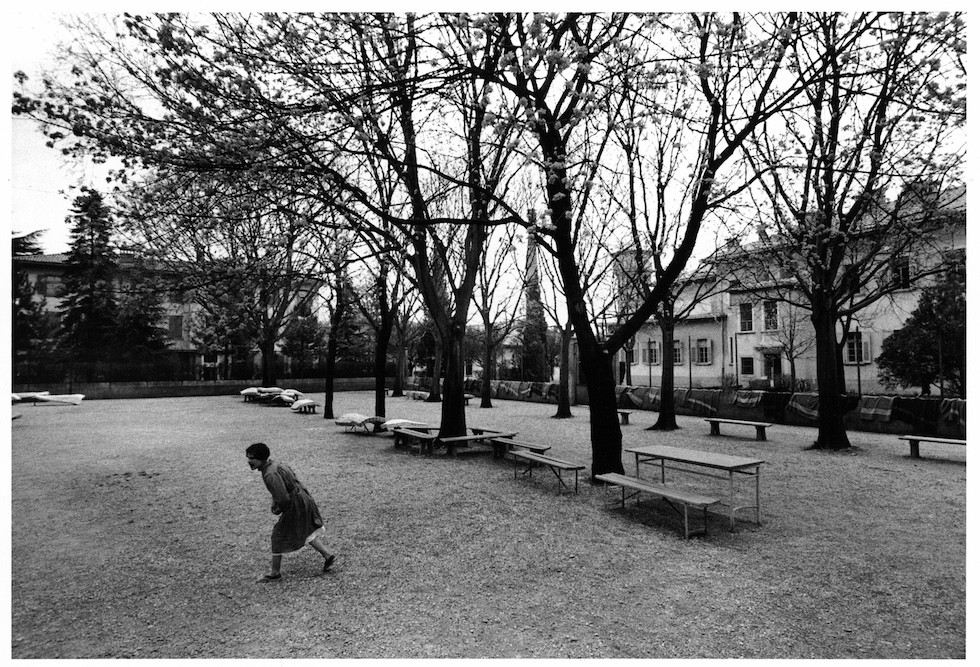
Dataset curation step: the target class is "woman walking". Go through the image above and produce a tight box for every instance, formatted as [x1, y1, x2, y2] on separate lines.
[246, 442, 335, 583]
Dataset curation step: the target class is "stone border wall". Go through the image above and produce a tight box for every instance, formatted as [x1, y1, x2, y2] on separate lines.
[462, 379, 966, 440]
[12, 377, 384, 400]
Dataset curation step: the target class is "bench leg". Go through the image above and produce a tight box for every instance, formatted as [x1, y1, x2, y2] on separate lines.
[710, 422, 720, 436]
[909, 440, 920, 458]
[755, 425, 766, 441]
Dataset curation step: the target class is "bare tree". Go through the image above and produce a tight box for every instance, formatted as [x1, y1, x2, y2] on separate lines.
[734, 12, 965, 449]
[471, 224, 525, 408]
[470, 13, 807, 475]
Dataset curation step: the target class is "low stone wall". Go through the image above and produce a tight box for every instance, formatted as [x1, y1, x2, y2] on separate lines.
[12, 377, 386, 400]
[463, 379, 966, 440]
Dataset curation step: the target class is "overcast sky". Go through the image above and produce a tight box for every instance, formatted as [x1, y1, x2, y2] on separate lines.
[7, 12, 83, 255]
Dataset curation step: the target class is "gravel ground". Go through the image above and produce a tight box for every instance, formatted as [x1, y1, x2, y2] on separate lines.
[9, 391, 966, 658]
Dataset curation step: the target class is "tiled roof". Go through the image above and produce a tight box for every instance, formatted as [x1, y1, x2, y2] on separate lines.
[14, 253, 70, 264]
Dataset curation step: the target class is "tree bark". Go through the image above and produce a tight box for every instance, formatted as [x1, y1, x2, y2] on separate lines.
[810, 305, 851, 449]
[576, 335, 625, 477]
[438, 327, 468, 437]
[480, 332, 494, 409]
[553, 323, 573, 418]
[371, 313, 393, 429]
[391, 340, 405, 398]
[259, 337, 277, 387]
[650, 318, 679, 430]
[426, 341, 443, 403]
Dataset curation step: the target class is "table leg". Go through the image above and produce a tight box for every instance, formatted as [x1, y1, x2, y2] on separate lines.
[755, 466, 762, 525]
[729, 471, 736, 531]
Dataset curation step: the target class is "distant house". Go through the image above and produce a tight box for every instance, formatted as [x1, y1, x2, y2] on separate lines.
[13, 250, 329, 382]
[607, 185, 966, 395]
[13, 251, 201, 378]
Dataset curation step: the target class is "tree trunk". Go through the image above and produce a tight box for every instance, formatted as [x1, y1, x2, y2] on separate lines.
[553, 323, 573, 418]
[260, 338, 277, 387]
[391, 340, 405, 398]
[321, 332, 338, 419]
[810, 306, 851, 449]
[438, 327, 467, 437]
[427, 341, 443, 402]
[371, 315, 393, 429]
[480, 333, 494, 408]
[321, 295, 346, 420]
[578, 337, 625, 478]
[650, 319, 679, 430]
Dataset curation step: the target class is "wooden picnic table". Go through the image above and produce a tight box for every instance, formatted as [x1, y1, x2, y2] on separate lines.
[625, 444, 765, 531]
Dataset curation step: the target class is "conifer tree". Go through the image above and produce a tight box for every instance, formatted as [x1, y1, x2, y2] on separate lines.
[57, 188, 119, 380]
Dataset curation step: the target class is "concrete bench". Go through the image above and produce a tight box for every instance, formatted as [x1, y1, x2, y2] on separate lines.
[489, 437, 550, 460]
[706, 418, 773, 441]
[510, 450, 585, 494]
[898, 435, 966, 459]
[618, 410, 634, 425]
[463, 393, 476, 405]
[595, 472, 721, 539]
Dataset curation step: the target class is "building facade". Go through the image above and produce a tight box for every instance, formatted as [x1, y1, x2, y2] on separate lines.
[612, 187, 966, 396]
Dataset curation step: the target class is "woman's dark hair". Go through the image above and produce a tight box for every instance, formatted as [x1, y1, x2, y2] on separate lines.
[246, 442, 271, 461]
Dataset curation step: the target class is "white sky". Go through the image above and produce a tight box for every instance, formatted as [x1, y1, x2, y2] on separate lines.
[6, 12, 86, 255]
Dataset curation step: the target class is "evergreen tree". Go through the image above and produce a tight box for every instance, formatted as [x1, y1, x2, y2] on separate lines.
[877, 259, 966, 397]
[57, 188, 119, 380]
[114, 259, 171, 378]
[12, 231, 55, 382]
[280, 302, 328, 378]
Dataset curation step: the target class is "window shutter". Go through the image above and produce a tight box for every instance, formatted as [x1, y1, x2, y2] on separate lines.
[861, 336, 871, 364]
[709, 339, 714, 364]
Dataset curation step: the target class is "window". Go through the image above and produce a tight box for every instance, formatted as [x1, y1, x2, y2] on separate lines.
[740, 357, 755, 376]
[646, 340, 661, 366]
[672, 340, 683, 366]
[891, 256, 911, 289]
[763, 300, 778, 330]
[739, 302, 753, 332]
[695, 338, 713, 365]
[764, 353, 782, 378]
[845, 331, 871, 365]
[168, 315, 184, 340]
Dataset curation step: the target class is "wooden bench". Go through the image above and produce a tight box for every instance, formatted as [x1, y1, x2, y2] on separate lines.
[489, 437, 550, 460]
[463, 393, 476, 405]
[595, 472, 721, 539]
[439, 430, 518, 457]
[618, 410, 634, 425]
[510, 450, 585, 494]
[393, 427, 439, 454]
[898, 435, 966, 458]
[706, 418, 773, 441]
